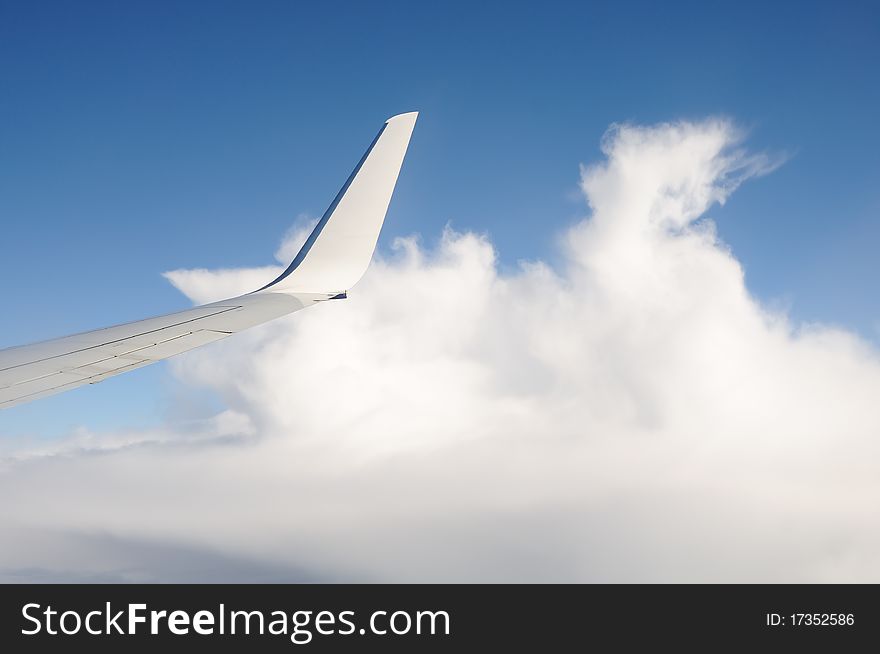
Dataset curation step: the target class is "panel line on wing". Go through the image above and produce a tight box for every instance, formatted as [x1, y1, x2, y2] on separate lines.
[0, 307, 242, 373]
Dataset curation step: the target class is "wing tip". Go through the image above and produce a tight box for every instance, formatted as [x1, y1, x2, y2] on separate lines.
[386, 111, 419, 125]
[256, 112, 418, 295]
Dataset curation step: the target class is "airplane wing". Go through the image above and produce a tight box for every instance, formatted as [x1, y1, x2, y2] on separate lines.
[0, 112, 418, 410]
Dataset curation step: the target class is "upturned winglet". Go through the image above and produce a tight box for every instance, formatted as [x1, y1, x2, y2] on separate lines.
[256, 112, 418, 295]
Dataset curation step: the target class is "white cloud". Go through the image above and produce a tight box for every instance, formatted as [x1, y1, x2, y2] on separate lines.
[273, 213, 319, 264]
[160, 214, 318, 304]
[2, 118, 879, 582]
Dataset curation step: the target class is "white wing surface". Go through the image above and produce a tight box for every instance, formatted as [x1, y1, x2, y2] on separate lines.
[0, 112, 418, 410]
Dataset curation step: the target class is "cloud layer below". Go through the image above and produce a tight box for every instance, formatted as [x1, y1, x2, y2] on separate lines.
[3, 119, 880, 582]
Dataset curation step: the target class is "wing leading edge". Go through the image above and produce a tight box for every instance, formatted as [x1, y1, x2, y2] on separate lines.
[0, 112, 418, 410]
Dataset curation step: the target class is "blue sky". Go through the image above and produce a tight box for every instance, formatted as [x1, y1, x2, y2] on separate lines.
[1, 0, 878, 434]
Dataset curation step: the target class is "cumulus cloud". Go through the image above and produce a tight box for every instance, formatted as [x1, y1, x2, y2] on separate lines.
[2, 118, 879, 582]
